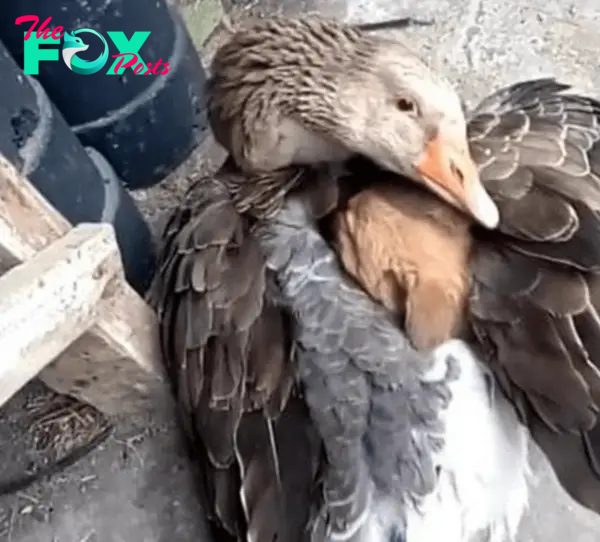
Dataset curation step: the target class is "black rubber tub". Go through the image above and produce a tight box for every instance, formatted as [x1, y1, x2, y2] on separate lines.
[0, 0, 209, 189]
[0, 42, 156, 295]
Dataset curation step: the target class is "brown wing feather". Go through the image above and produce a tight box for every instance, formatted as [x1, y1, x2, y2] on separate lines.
[468, 79, 600, 511]
[150, 169, 321, 542]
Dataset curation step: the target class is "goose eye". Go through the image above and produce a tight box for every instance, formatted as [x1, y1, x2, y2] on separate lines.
[396, 98, 418, 114]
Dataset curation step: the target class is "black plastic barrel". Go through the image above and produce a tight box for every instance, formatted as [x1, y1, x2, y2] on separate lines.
[0, 42, 156, 295]
[0, 0, 209, 190]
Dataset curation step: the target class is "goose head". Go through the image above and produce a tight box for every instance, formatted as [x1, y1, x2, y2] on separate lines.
[337, 47, 499, 230]
[208, 16, 499, 229]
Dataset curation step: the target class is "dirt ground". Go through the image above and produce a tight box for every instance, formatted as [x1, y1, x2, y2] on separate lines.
[2, 0, 600, 541]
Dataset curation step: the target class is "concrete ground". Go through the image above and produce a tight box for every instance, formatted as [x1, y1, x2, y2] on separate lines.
[3, 0, 600, 541]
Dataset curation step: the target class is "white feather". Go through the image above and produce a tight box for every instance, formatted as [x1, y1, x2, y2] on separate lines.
[404, 339, 531, 542]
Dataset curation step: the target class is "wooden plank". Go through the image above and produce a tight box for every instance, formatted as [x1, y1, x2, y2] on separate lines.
[0, 154, 166, 415]
[0, 223, 122, 406]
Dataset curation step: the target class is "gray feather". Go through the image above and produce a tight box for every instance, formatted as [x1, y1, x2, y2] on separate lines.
[254, 189, 457, 540]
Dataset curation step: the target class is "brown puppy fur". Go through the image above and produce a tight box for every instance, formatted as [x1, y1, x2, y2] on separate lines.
[331, 181, 472, 351]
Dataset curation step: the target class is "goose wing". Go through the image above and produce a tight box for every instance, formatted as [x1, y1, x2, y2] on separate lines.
[253, 182, 459, 542]
[149, 163, 321, 542]
[467, 79, 600, 498]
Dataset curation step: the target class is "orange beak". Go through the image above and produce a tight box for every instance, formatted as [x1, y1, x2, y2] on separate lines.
[414, 133, 499, 229]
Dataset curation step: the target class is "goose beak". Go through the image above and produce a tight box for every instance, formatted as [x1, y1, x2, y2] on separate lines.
[414, 133, 499, 229]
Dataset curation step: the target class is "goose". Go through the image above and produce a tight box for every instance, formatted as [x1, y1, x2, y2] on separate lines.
[148, 15, 588, 542]
[328, 79, 600, 514]
[205, 16, 497, 228]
